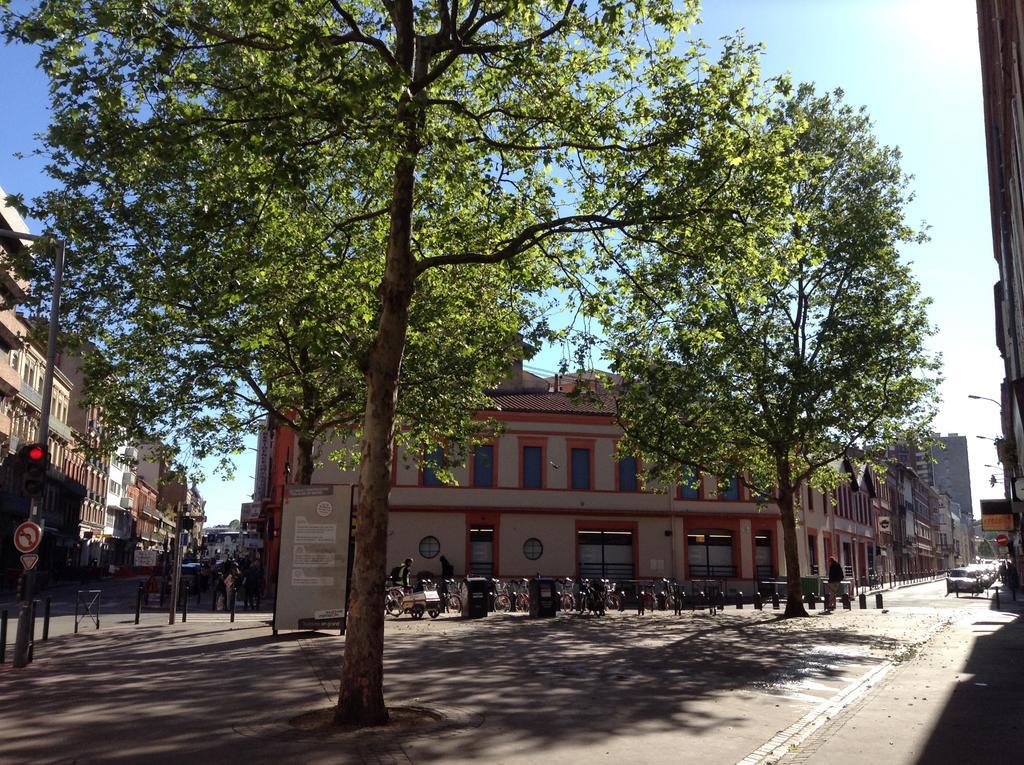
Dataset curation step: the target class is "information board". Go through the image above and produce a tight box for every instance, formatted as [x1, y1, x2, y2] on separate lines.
[274, 484, 353, 632]
[134, 549, 158, 567]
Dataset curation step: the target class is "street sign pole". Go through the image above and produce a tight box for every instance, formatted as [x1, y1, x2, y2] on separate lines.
[6, 234, 64, 669]
[168, 503, 184, 625]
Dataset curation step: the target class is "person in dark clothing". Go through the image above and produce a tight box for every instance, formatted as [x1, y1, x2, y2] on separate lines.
[244, 561, 263, 610]
[826, 557, 844, 610]
[438, 555, 455, 610]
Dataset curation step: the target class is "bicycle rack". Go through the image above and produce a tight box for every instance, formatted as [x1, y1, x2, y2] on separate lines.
[75, 590, 101, 633]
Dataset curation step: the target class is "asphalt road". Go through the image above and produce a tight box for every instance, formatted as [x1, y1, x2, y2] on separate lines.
[880, 577, 1016, 610]
[0, 575, 274, 647]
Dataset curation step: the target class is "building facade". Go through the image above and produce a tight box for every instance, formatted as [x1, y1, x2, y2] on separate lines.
[248, 384, 936, 596]
[0, 190, 88, 580]
[978, 0, 1024, 570]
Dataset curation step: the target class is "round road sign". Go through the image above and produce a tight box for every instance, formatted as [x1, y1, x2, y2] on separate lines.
[995, 533, 1010, 546]
[14, 521, 42, 554]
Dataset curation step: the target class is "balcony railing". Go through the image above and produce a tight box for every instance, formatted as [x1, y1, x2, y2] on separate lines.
[688, 564, 738, 578]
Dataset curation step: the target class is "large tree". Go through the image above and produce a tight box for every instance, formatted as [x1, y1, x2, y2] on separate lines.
[600, 86, 940, 617]
[5, 0, 795, 722]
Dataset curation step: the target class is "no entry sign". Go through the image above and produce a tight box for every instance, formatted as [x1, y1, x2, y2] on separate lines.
[995, 533, 1010, 546]
[14, 521, 42, 554]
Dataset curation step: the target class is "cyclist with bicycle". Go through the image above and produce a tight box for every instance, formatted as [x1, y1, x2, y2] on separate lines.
[826, 556, 844, 611]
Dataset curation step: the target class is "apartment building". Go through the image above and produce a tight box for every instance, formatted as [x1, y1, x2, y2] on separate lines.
[978, 0, 1024, 569]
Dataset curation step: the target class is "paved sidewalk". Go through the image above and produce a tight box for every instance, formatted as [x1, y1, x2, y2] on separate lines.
[0, 604, 956, 765]
[771, 586, 1024, 765]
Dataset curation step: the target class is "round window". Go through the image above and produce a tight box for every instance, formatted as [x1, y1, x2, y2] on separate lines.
[418, 536, 440, 559]
[523, 538, 543, 561]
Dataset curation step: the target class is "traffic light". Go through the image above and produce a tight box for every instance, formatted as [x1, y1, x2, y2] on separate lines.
[18, 443, 48, 497]
[181, 516, 195, 531]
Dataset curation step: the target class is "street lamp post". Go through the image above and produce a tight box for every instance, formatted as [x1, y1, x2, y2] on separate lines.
[0, 228, 65, 668]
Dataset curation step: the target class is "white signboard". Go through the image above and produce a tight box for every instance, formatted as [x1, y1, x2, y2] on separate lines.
[135, 549, 158, 567]
[275, 484, 352, 632]
[240, 502, 262, 522]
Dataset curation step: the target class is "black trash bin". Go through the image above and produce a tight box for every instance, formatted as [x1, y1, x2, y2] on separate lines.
[529, 578, 558, 618]
[464, 577, 489, 618]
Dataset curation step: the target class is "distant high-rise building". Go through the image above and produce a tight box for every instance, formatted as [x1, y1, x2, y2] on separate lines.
[928, 434, 974, 521]
[887, 434, 974, 519]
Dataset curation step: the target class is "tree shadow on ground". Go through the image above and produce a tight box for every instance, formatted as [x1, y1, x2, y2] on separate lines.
[303, 609, 911, 763]
[0, 608, 922, 765]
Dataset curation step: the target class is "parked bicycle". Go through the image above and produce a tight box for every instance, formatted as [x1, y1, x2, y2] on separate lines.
[441, 578, 463, 613]
[558, 578, 577, 611]
[578, 578, 606, 615]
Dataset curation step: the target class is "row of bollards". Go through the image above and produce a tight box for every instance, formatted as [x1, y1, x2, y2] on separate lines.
[0, 598, 52, 665]
[138, 581, 237, 622]
[648, 587, 887, 613]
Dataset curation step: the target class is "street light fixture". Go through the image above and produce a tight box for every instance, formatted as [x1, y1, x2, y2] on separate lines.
[0, 228, 64, 669]
[968, 394, 1002, 407]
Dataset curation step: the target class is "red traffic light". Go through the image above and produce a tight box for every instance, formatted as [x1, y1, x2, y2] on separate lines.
[18, 443, 49, 497]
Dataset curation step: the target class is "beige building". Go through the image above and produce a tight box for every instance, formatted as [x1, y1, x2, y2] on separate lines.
[256, 385, 882, 598]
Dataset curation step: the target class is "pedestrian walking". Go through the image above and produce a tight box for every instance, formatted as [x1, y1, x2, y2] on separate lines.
[244, 560, 263, 610]
[826, 556, 844, 611]
[1007, 560, 1020, 592]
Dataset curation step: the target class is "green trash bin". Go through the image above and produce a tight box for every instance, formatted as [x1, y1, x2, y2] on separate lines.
[800, 576, 820, 598]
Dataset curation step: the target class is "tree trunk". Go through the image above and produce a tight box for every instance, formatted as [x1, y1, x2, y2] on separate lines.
[334, 200, 416, 726]
[776, 458, 809, 618]
[295, 434, 315, 485]
[335, 3, 420, 723]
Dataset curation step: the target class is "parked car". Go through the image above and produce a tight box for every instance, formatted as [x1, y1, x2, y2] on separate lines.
[968, 563, 996, 587]
[946, 568, 982, 595]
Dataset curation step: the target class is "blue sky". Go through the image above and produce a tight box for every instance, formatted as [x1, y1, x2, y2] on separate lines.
[0, 1, 1003, 522]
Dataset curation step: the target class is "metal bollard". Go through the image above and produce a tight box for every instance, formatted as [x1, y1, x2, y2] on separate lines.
[735, 592, 744, 609]
[875, 592, 884, 609]
[43, 597, 51, 641]
[183, 585, 189, 623]
[859, 593, 867, 609]
[28, 600, 36, 663]
[230, 587, 237, 623]
[841, 593, 851, 610]
[1, 609, 7, 664]
[994, 589, 1001, 610]
[772, 590, 780, 610]
[806, 593, 816, 610]
[135, 584, 143, 624]
[753, 592, 763, 610]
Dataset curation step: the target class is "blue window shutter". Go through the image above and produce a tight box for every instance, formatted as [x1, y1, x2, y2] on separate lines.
[422, 447, 444, 485]
[473, 445, 494, 487]
[619, 455, 637, 492]
[523, 446, 542, 488]
[571, 448, 591, 490]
